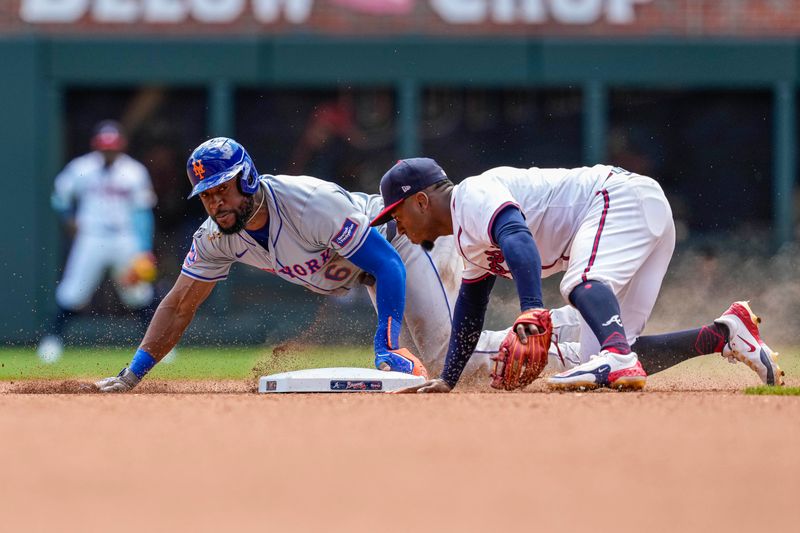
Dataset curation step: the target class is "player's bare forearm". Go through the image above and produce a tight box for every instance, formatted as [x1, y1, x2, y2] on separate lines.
[139, 274, 215, 359]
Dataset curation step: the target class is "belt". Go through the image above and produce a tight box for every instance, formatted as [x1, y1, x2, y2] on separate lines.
[603, 167, 640, 185]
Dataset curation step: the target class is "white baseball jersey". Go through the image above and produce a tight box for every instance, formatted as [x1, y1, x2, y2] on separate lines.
[451, 164, 676, 359]
[52, 151, 156, 311]
[452, 164, 615, 282]
[52, 151, 156, 236]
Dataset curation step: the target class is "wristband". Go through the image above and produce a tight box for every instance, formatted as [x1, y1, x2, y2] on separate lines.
[129, 348, 157, 379]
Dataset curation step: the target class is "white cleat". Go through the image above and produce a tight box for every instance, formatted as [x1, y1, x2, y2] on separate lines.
[161, 347, 178, 364]
[36, 335, 63, 364]
[546, 350, 646, 391]
[714, 301, 784, 386]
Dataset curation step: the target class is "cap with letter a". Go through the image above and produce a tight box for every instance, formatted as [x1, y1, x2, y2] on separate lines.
[370, 157, 448, 226]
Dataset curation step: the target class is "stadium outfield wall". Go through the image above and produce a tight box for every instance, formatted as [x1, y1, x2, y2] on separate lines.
[1, 35, 797, 344]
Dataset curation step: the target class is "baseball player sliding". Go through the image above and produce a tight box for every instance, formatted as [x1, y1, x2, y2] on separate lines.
[370, 158, 784, 393]
[95, 138, 583, 392]
[37, 121, 158, 363]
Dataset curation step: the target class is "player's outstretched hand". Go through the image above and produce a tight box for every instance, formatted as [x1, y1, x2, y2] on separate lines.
[375, 348, 429, 378]
[95, 368, 140, 393]
[389, 378, 451, 394]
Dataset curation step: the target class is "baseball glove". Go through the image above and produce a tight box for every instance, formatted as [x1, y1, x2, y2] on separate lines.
[490, 308, 552, 391]
[121, 252, 158, 285]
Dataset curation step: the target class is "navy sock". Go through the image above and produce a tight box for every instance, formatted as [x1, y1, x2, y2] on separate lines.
[569, 280, 631, 355]
[633, 324, 728, 374]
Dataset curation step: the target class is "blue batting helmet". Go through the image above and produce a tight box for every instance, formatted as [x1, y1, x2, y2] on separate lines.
[186, 137, 260, 199]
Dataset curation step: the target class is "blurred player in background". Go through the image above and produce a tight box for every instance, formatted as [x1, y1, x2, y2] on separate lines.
[94, 138, 583, 392]
[37, 120, 159, 363]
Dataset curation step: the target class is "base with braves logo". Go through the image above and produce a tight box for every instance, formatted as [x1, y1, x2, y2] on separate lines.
[258, 367, 425, 393]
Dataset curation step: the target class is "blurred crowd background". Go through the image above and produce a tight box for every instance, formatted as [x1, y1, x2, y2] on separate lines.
[3, 0, 800, 347]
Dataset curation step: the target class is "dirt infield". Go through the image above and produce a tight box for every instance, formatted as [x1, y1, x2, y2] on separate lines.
[1, 376, 798, 532]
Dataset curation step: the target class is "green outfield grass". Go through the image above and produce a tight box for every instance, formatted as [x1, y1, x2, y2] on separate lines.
[2, 346, 798, 387]
[744, 386, 800, 396]
[0, 346, 373, 381]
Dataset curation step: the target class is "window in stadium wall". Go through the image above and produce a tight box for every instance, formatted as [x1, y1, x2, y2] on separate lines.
[64, 88, 208, 315]
[609, 90, 773, 242]
[230, 88, 395, 341]
[235, 88, 397, 194]
[420, 88, 583, 181]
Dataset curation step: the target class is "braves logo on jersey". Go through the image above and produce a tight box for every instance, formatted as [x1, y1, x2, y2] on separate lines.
[485, 249, 510, 276]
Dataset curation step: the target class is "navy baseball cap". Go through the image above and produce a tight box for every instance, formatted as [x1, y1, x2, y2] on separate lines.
[370, 158, 449, 226]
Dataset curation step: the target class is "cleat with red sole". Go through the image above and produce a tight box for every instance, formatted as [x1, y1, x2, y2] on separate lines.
[714, 301, 784, 386]
[546, 350, 646, 391]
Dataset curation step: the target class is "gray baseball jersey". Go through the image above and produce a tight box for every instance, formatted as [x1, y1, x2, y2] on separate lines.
[181, 175, 384, 295]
